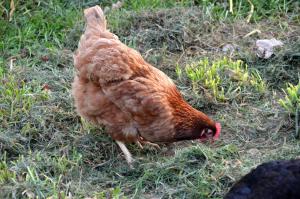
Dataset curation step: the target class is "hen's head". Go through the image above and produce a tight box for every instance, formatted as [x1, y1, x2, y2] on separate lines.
[170, 94, 221, 143]
[174, 116, 221, 142]
[198, 122, 221, 142]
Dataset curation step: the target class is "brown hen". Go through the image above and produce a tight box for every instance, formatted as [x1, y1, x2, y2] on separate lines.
[72, 6, 221, 165]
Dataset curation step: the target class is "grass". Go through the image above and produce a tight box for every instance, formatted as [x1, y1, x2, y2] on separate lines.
[1, 1, 80, 52]
[1, 0, 300, 198]
[180, 57, 266, 101]
[279, 82, 300, 115]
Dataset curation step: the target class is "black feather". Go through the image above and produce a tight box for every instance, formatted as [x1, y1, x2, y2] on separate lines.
[224, 159, 300, 199]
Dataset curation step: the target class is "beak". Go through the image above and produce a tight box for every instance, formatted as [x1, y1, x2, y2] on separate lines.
[200, 130, 205, 137]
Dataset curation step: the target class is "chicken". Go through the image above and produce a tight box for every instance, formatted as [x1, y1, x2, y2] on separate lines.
[224, 159, 300, 199]
[72, 5, 221, 165]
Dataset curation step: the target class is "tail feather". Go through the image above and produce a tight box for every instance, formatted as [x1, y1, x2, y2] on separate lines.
[75, 5, 118, 70]
[84, 5, 107, 33]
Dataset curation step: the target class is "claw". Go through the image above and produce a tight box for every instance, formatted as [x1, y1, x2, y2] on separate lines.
[136, 140, 144, 149]
[137, 136, 160, 150]
[142, 141, 161, 149]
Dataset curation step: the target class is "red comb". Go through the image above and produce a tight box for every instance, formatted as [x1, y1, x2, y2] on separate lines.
[213, 122, 221, 140]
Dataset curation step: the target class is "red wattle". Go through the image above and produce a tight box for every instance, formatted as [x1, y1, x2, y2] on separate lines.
[213, 122, 221, 140]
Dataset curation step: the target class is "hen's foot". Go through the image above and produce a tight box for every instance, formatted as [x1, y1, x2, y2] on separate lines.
[136, 137, 160, 150]
[135, 140, 144, 149]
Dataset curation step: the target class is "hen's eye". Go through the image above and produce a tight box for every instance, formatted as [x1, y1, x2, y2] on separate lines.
[207, 129, 213, 136]
[201, 129, 212, 137]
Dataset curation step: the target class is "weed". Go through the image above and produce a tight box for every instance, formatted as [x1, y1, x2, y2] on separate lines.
[279, 82, 300, 115]
[107, 9, 133, 36]
[175, 64, 183, 80]
[0, 154, 16, 185]
[0, 73, 49, 124]
[124, 0, 190, 11]
[131, 144, 238, 198]
[183, 57, 266, 102]
[197, 0, 298, 21]
[121, 0, 296, 22]
[0, 1, 81, 58]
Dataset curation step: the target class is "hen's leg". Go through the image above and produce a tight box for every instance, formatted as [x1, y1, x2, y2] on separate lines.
[116, 140, 133, 165]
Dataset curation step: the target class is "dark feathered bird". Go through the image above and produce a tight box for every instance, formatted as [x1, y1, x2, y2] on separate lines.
[224, 159, 300, 199]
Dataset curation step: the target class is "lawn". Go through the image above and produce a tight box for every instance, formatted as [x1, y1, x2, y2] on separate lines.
[1, 0, 300, 198]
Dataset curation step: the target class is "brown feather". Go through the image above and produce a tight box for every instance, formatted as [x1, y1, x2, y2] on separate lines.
[72, 6, 219, 145]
